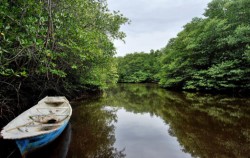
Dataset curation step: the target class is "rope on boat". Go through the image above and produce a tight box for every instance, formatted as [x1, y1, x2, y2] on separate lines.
[6, 148, 17, 158]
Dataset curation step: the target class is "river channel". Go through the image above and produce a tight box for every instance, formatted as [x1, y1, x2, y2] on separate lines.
[1, 84, 250, 158]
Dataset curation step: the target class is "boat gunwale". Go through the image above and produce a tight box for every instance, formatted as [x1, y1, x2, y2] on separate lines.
[1, 96, 72, 140]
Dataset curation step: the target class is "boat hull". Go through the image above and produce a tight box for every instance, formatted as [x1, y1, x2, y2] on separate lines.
[16, 122, 68, 156]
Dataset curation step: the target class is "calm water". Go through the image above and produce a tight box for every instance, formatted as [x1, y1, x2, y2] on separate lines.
[1, 84, 250, 158]
[112, 108, 191, 158]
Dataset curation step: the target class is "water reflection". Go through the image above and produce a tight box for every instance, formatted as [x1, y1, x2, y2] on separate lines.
[103, 84, 250, 158]
[113, 108, 191, 158]
[67, 102, 126, 158]
[66, 84, 250, 157]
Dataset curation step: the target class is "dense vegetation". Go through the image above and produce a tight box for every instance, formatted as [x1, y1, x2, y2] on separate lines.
[159, 0, 250, 92]
[117, 50, 162, 83]
[118, 0, 250, 93]
[0, 0, 127, 120]
[1, 0, 249, 122]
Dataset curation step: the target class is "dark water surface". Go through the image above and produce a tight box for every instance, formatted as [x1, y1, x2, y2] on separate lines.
[1, 84, 250, 158]
[67, 84, 250, 158]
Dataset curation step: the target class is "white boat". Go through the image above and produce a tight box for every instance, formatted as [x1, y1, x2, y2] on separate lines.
[0, 96, 72, 156]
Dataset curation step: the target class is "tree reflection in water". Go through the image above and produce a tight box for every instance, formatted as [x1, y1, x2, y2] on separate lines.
[68, 100, 126, 158]
[104, 84, 250, 158]
[68, 83, 250, 158]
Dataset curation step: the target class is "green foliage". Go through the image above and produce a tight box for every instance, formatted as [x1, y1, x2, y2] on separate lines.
[0, 0, 128, 99]
[117, 50, 162, 83]
[159, 0, 250, 92]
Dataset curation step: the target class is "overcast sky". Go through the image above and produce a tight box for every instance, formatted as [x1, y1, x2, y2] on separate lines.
[107, 0, 212, 56]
